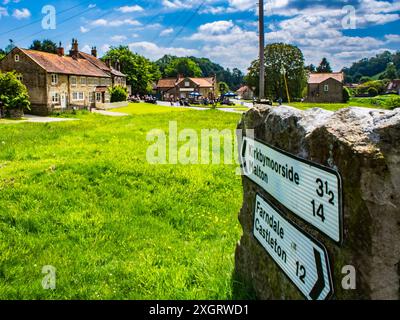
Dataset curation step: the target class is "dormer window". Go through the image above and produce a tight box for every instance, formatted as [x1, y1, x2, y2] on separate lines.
[14, 54, 20, 62]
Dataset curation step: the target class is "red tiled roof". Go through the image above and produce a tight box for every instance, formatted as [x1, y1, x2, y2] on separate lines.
[190, 77, 214, 87]
[157, 78, 177, 88]
[78, 51, 126, 77]
[20, 48, 110, 78]
[157, 77, 214, 88]
[236, 85, 252, 93]
[308, 72, 344, 84]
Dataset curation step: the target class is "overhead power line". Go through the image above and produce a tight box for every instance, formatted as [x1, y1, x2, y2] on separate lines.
[0, 0, 95, 36]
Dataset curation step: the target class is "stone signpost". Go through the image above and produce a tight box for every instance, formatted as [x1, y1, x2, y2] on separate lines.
[235, 105, 400, 300]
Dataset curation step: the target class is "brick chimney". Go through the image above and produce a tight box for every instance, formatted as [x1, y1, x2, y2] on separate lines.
[69, 38, 79, 59]
[57, 42, 65, 56]
[91, 46, 97, 58]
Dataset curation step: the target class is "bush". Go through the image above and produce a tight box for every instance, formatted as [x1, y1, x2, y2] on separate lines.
[343, 87, 350, 102]
[356, 80, 386, 96]
[0, 71, 30, 117]
[359, 76, 372, 84]
[389, 96, 400, 110]
[368, 87, 379, 97]
[109, 86, 128, 103]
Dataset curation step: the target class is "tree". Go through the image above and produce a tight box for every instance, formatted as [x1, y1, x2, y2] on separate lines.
[382, 63, 398, 80]
[109, 86, 128, 102]
[155, 55, 245, 90]
[164, 57, 202, 78]
[343, 87, 351, 102]
[218, 82, 230, 95]
[5, 39, 15, 53]
[317, 57, 333, 73]
[0, 49, 5, 60]
[246, 43, 307, 101]
[305, 64, 316, 72]
[0, 71, 31, 117]
[29, 39, 58, 53]
[102, 46, 161, 95]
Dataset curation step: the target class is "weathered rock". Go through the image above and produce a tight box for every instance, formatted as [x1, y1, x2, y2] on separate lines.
[235, 105, 400, 300]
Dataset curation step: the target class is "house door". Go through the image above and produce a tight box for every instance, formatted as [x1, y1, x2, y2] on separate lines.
[61, 93, 67, 109]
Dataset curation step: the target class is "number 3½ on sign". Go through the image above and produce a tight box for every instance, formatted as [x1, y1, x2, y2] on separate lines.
[253, 195, 333, 300]
[241, 137, 343, 243]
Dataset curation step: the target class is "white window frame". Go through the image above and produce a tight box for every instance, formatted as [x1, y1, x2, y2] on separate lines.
[14, 54, 20, 62]
[185, 81, 190, 87]
[81, 77, 86, 86]
[324, 84, 329, 92]
[51, 92, 60, 103]
[72, 92, 84, 101]
[51, 74, 58, 86]
[71, 76, 77, 87]
[96, 92, 102, 102]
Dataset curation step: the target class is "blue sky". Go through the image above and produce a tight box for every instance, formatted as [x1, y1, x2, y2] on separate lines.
[0, 0, 399, 71]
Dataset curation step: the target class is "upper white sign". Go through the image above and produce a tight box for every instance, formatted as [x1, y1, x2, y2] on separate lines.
[241, 137, 343, 243]
[254, 194, 333, 300]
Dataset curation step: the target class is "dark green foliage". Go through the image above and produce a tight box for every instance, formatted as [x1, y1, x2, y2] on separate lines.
[164, 57, 202, 77]
[381, 63, 398, 80]
[0, 71, 31, 112]
[156, 55, 244, 91]
[368, 87, 379, 97]
[246, 43, 307, 101]
[109, 86, 128, 102]
[102, 46, 161, 95]
[356, 80, 388, 96]
[218, 82, 230, 95]
[0, 49, 5, 60]
[343, 51, 399, 83]
[29, 39, 58, 53]
[360, 76, 373, 83]
[316, 57, 332, 73]
[343, 87, 350, 102]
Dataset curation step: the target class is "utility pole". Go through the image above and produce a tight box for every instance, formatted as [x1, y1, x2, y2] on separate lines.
[259, 0, 265, 100]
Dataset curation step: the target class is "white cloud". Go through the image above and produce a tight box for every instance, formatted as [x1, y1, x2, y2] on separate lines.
[80, 26, 90, 33]
[111, 35, 128, 42]
[160, 28, 174, 36]
[12, 8, 31, 19]
[117, 5, 144, 13]
[91, 18, 141, 27]
[385, 34, 400, 43]
[0, 6, 8, 18]
[128, 41, 199, 60]
[81, 45, 91, 54]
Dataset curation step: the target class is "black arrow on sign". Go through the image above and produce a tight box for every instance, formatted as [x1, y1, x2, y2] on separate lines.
[241, 139, 247, 170]
[309, 248, 325, 300]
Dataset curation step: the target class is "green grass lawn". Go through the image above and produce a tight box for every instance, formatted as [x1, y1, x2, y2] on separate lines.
[287, 95, 399, 111]
[0, 104, 248, 299]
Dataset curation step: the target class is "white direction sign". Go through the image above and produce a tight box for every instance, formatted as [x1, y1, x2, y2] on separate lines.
[241, 137, 343, 243]
[254, 195, 333, 300]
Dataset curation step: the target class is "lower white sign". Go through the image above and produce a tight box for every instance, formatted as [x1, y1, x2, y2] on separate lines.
[253, 194, 333, 300]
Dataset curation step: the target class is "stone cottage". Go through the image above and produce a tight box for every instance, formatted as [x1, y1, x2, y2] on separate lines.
[236, 85, 254, 100]
[156, 74, 217, 101]
[0, 39, 128, 115]
[306, 72, 344, 103]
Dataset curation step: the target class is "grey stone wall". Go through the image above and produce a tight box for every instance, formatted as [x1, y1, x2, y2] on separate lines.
[235, 105, 400, 300]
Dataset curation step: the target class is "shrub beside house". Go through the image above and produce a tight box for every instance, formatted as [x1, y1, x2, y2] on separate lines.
[0, 71, 30, 119]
